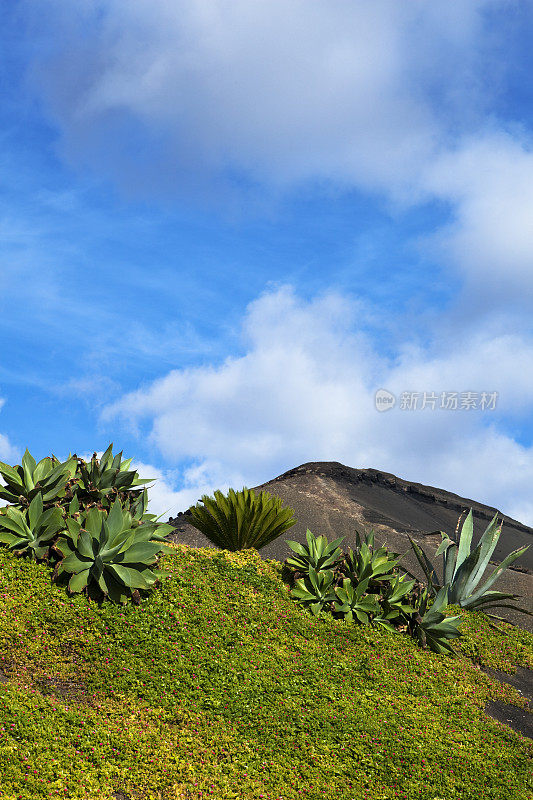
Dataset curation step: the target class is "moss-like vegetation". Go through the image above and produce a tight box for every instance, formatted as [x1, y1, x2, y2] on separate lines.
[0, 543, 531, 800]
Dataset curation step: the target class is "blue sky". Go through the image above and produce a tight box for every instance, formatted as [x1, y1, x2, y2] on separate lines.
[2, 1, 533, 525]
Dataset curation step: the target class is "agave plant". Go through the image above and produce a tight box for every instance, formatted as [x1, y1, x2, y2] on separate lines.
[369, 608, 401, 634]
[400, 509, 532, 623]
[61, 484, 169, 534]
[285, 529, 345, 574]
[405, 586, 463, 655]
[332, 577, 381, 624]
[0, 449, 77, 508]
[366, 574, 424, 635]
[57, 492, 170, 549]
[54, 497, 175, 604]
[291, 566, 338, 616]
[126, 487, 169, 528]
[0, 493, 66, 560]
[378, 573, 418, 619]
[188, 487, 297, 551]
[68, 443, 157, 512]
[338, 529, 403, 586]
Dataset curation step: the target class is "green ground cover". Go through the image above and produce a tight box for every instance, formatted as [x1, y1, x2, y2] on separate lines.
[0, 542, 531, 800]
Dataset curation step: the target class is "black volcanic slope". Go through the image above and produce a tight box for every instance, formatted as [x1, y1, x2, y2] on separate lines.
[166, 462, 533, 633]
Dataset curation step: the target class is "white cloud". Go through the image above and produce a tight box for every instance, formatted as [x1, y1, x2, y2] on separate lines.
[422, 130, 533, 297]
[99, 287, 376, 470]
[24, 1, 533, 309]
[0, 397, 21, 465]
[7, 2, 533, 526]
[0, 429, 20, 472]
[126, 458, 248, 519]
[99, 286, 533, 526]
[52, 376, 123, 410]
[389, 332, 533, 416]
[26, 0, 493, 199]
[0, 395, 25, 508]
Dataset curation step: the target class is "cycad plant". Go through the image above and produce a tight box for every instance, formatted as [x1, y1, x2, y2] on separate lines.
[188, 487, 297, 551]
[400, 509, 532, 624]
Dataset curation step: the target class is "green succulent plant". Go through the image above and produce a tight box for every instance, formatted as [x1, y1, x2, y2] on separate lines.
[332, 577, 381, 624]
[400, 509, 532, 624]
[285, 529, 345, 574]
[68, 443, 157, 511]
[285, 528, 464, 656]
[188, 487, 297, 551]
[339, 529, 403, 586]
[126, 487, 168, 528]
[367, 573, 425, 635]
[405, 586, 463, 655]
[291, 566, 338, 616]
[369, 609, 401, 634]
[0, 449, 77, 508]
[378, 572, 419, 619]
[54, 497, 175, 604]
[57, 492, 170, 550]
[0, 493, 66, 560]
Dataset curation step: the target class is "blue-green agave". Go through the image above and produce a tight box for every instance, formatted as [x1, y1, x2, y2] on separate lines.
[68, 442, 158, 510]
[125, 486, 169, 528]
[401, 509, 532, 623]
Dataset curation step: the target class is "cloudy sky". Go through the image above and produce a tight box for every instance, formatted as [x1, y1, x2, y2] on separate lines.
[2, 1, 533, 525]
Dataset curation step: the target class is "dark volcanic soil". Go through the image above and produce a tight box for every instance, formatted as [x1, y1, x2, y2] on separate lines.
[166, 461, 533, 634]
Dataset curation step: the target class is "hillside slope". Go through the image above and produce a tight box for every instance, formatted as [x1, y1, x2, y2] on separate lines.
[0, 544, 532, 799]
[167, 462, 533, 633]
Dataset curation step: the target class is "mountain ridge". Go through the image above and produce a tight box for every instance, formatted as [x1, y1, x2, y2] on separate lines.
[259, 462, 533, 570]
[270, 462, 533, 531]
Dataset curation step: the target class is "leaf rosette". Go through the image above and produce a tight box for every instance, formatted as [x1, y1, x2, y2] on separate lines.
[0, 493, 66, 559]
[401, 509, 532, 623]
[55, 497, 175, 604]
[189, 487, 297, 551]
[0, 448, 77, 507]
